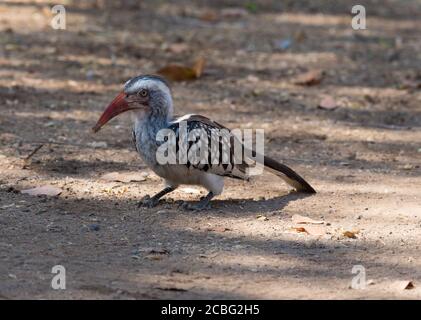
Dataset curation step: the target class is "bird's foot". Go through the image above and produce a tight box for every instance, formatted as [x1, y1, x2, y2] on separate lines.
[180, 191, 214, 211]
[180, 200, 210, 211]
[138, 195, 159, 208]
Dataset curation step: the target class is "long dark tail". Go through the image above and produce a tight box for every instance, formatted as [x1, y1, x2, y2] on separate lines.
[263, 156, 316, 193]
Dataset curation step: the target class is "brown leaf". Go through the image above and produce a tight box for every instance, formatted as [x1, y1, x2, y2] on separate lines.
[343, 230, 359, 239]
[100, 172, 147, 183]
[396, 280, 415, 290]
[192, 57, 205, 78]
[21, 185, 62, 197]
[292, 214, 325, 225]
[200, 10, 218, 22]
[399, 164, 413, 170]
[294, 70, 323, 86]
[303, 225, 326, 236]
[256, 215, 269, 221]
[41, 6, 53, 18]
[157, 57, 205, 82]
[367, 279, 375, 286]
[318, 95, 338, 110]
[293, 225, 326, 236]
[157, 65, 196, 81]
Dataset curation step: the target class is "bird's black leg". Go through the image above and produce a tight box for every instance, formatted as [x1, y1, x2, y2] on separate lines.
[139, 186, 176, 208]
[182, 191, 214, 211]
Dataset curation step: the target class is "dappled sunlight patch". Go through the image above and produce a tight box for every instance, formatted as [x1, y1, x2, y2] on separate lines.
[331, 86, 408, 99]
[320, 179, 421, 196]
[1, 74, 118, 93]
[302, 120, 421, 144]
[217, 51, 339, 70]
[13, 109, 101, 122]
[271, 12, 420, 31]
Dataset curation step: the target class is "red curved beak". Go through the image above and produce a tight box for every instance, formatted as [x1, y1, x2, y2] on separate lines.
[92, 92, 130, 133]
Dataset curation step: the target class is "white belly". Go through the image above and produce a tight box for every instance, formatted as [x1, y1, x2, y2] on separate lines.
[151, 164, 224, 195]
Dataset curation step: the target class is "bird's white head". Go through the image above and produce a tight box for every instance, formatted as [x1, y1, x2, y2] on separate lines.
[93, 75, 173, 132]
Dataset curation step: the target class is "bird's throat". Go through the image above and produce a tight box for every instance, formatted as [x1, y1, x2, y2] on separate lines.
[133, 113, 169, 143]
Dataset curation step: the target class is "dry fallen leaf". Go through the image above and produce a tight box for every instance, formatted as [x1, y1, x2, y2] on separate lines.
[157, 57, 205, 81]
[192, 57, 205, 78]
[318, 95, 338, 110]
[390, 280, 415, 291]
[399, 164, 413, 170]
[41, 6, 53, 18]
[293, 225, 326, 236]
[394, 280, 415, 290]
[256, 215, 269, 221]
[200, 10, 218, 22]
[302, 225, 326, 236]
[343, 230, 359, 239]
[292, 214, 325, 225]
[21, 185, 62, 197]
[367, 279, 375, 286]
[100, 172, 147, 183]
[158, 65, 195, 81]
[293, 70, 324, 86]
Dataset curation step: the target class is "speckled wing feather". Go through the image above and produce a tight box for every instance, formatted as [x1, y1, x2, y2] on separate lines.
[167, 114, 250, 180]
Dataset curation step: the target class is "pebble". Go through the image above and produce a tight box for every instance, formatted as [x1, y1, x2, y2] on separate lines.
[89, 224, 100, 231]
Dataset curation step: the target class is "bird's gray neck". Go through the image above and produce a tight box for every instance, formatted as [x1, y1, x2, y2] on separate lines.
[135, 113, 168, 134]
[133, 113, 169, 166]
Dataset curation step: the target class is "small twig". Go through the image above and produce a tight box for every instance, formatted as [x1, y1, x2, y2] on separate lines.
[24, 144, 44, 161]
[278, 157, 315, 163]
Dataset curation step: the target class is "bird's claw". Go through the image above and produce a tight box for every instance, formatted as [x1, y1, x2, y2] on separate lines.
[180, 201, 210, 211]
[138, 195, 159, 208]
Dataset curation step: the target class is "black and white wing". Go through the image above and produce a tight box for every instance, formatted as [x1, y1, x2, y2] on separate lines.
[166, 114, 251, 180]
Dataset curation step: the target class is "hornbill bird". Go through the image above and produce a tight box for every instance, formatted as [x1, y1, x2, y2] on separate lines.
[93, 75, 316, 210]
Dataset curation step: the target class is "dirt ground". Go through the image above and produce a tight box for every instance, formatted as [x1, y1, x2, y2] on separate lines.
[0, 0, 420, 299]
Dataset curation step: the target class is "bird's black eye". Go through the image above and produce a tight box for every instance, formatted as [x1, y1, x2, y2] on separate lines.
[138, 89, 148, 97]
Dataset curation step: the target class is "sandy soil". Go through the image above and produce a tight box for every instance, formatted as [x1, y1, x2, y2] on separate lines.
[0, 0, 420, 299]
